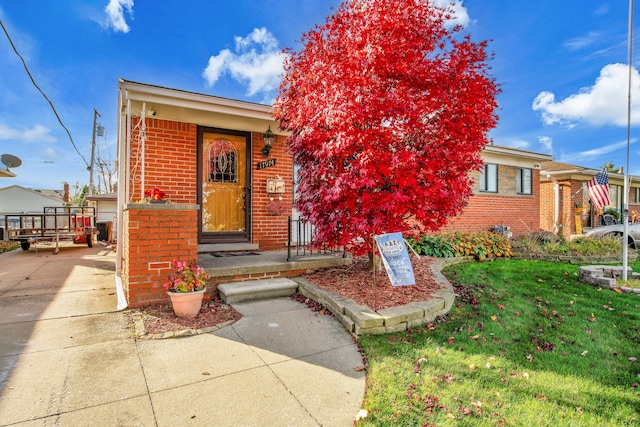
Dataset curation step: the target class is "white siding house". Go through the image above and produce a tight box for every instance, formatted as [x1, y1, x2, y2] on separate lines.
[0, 185, 65, 238]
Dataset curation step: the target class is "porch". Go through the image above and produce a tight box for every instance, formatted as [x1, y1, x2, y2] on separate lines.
[197, 248, 351, 291]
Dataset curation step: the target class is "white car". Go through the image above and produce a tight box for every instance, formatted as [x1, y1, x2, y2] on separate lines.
[584, 223, 640, 248]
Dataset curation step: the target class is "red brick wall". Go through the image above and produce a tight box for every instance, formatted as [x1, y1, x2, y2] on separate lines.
[128, 118, 294, 250]
[129, 118, 198, 204]
[251, 133, 294, 250]
[442, 167, 541, 237]
[123, 204, 199, 307]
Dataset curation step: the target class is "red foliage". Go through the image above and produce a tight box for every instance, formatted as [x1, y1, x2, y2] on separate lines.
[274, 0, 499, 255]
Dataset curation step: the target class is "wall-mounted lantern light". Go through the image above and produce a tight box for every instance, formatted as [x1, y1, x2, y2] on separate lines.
[262, 125, 275, 158]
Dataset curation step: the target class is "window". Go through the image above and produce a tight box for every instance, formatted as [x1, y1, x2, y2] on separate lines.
[516, 168, 532, 194]
[479, 163, 498, 192]
[208, 140, 238, 183]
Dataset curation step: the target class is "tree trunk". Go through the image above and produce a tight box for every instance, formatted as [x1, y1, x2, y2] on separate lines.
[368, 251, 383, 271]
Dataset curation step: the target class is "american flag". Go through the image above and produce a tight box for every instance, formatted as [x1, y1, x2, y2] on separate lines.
[587, 170, 611, 210]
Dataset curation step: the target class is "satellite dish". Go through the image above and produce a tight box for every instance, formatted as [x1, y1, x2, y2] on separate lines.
[1, 154, 22, 170]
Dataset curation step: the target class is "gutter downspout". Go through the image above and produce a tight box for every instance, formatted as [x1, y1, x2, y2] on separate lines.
[114, 84, 128, 311]
[554, 182, 560, 235]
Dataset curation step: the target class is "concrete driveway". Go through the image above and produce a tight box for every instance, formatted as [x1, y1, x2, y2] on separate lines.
[0, 242, 365, 426]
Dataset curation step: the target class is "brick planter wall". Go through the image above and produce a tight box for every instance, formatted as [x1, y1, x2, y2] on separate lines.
[123, 203, 199, 307]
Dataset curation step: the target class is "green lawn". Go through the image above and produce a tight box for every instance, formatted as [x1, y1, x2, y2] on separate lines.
[356, 259, 640, 426]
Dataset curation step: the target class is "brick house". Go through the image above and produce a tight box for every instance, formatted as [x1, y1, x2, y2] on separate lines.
[441, 145, 553, 237]
[115, 80, 295, 308]
[539, 161, 640, 237]
[113, 80, 556, 308]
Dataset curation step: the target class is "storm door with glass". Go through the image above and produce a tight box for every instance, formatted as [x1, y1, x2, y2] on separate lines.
[198, 127, 251, 243]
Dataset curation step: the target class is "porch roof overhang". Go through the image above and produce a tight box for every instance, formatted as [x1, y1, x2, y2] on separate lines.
[117, 79, 282, 134]
[540, 161, 638, 185]
[481, 144, 553, 168]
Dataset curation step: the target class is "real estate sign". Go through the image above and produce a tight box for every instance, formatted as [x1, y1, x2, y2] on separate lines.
[374, 232, 415, 287]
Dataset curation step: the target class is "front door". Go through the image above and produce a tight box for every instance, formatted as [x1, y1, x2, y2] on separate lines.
[198, 127, 251, 243]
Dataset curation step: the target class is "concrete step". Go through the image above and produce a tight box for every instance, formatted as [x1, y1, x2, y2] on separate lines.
[217, 278, 299, 304]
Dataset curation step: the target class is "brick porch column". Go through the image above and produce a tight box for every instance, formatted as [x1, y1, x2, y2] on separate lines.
[122, 203, 199, 307]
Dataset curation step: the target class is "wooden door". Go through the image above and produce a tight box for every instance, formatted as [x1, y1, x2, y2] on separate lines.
[198, 128, 251, 243]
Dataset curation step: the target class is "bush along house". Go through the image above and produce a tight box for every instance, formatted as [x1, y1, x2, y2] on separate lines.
[115, 80, 304, 308]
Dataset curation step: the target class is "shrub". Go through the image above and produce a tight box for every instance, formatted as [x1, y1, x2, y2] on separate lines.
[408, 231, 512, 260]
[603, 208, 621, 222]
[511, 232, 622, 256]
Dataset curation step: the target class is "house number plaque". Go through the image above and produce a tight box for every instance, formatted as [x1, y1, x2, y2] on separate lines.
[257, 159, 277, 170]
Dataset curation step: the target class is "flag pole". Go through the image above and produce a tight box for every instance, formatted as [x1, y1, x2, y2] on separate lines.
[623, 0, 634, 280]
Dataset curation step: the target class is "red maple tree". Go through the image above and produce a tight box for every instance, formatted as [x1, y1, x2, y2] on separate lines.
[274, 0, 500, 255]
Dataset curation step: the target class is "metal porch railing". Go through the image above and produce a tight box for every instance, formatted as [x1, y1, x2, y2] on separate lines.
[287, 216, 346, 261]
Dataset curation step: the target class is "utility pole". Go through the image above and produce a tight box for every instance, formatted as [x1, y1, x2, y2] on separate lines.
[89, 108, 100, 197]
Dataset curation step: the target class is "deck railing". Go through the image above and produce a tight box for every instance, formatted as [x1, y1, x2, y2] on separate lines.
[287, 216, 346, 261]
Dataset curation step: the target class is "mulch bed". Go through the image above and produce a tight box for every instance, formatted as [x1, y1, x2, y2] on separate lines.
[136, 297, 243, 335]
[301, 256, 442, 311]
[134, 256, 442, 335]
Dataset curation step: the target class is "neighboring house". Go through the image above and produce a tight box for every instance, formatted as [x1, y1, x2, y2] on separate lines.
[86, 192, 117, 241]
[0, 185, 66, 239]
[539, 161, 640, 237]
[0, 185, 65, 214]
[441, 145, 553, 237]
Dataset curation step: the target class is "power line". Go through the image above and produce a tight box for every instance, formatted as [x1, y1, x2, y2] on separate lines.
[0, 18, 89, 168]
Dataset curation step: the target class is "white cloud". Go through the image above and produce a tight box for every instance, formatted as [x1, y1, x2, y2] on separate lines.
[505, 139, 530, 149]
[0, 124, 56, 143]
[532, 63, 640, 127]
[104, 0, 134, 33]
[538, 136, 553, 153]
[433, 0, 470, 28]
[560, 139, 634, 163]
[563, 32, 602, 51]
[202, 28, 286, 99]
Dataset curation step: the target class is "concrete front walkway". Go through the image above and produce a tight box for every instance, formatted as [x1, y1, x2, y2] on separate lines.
[0, 243, 365, 426]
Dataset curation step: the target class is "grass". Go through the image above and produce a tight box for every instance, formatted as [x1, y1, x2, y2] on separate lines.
[356, 259, 640, 426]
[0, 241, 19, 254]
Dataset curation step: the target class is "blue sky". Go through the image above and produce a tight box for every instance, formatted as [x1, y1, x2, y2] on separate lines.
[0, 0, 638, 191]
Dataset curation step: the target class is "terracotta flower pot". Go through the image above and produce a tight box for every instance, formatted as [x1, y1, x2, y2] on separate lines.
[167, 288, 206, 319]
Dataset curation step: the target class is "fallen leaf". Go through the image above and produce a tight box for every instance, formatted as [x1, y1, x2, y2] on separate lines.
[202, 372, 210, 376]
[497, 304, 505, 310]
[471, 401, 483, 408]
[459, 406, 473, 415]
[629, 357, 637, 362]
[491, 315, 498, 321]
[534, 393, 547, 400]
[613, 287, 623, 293]
[581, 350, 588, 356]
[354, 365, 367, 371]
[470, 335, 480, 340]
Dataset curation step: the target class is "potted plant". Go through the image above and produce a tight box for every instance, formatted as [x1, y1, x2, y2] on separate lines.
[164, 259, 210, 318]
[144, 187, 168, 203]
